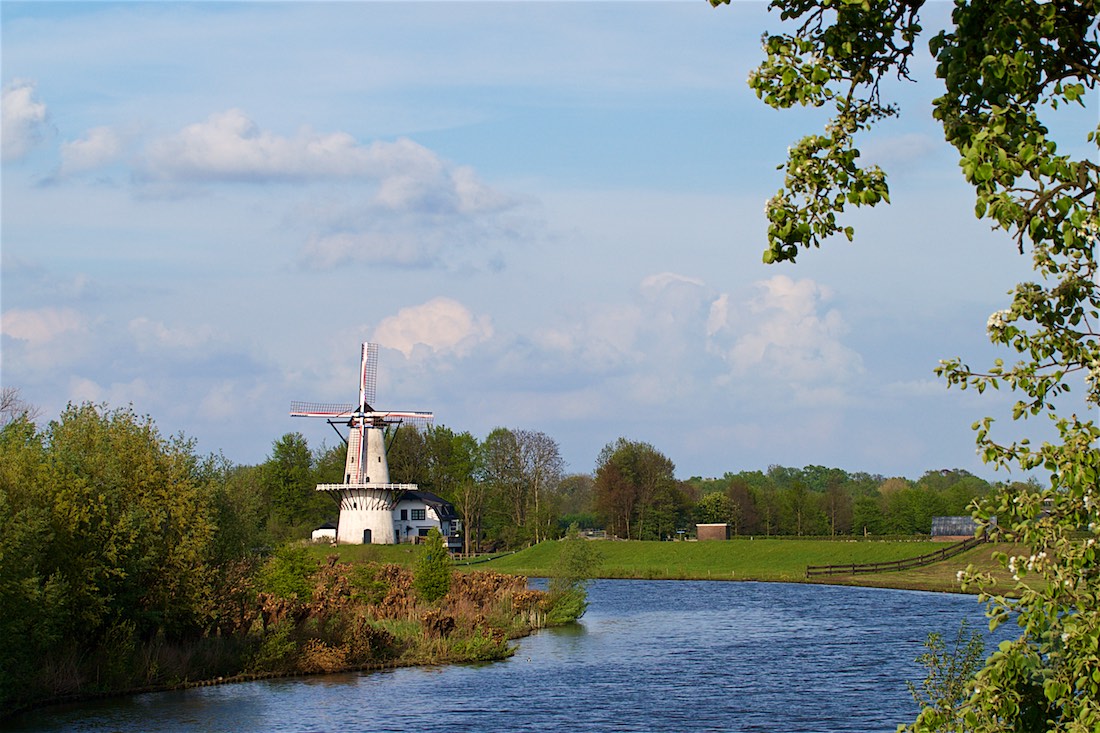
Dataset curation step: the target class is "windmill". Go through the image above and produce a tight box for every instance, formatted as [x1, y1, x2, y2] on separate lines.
[291, 342, 433, 544]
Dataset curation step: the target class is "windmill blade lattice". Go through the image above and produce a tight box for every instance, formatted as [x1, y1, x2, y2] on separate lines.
[361, 342, 377, 409]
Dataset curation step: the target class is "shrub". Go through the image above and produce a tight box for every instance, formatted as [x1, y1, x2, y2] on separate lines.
[412, 529, 452, 604]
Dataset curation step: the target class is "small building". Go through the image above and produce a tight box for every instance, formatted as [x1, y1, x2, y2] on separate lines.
[696, 523, 730, 541]
[931, 515, 993, 541]
[311, 522, 338, 543]
[392, 490, 462, 551]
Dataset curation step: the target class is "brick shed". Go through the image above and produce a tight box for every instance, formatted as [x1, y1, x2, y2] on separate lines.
[696, 523, 730, 541]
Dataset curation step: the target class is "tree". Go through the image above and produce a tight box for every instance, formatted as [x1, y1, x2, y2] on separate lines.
[546, 523, 602, 625]
[478, 427, 526, 546]
[412, 528, 452, 604]
[781, 479, 824, 536]
[515, 429, 565, 544]
[711, 0, 1099, 727]
[726, 477, 761, 535]
[0, 387, 40, 426]
[594, 438, 678, 540]
[476, 427, 565, 547]
[824, 478, 853, 536]
[386, 425, 428, 485]
[423, 425, 478, 502]
[264, 432, 315, 534]
[696, 491, 737, 525]
[563, 473, 598, 519]
[423, 426, 480, 553]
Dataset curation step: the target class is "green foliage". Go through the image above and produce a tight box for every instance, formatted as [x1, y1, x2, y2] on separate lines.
[264, 432, 322, 536]
[248, 621, 298, 674]
[903, 621, 987, 733]
[594, 438, 687, 540]
[476, 427, 565, 548]
[413, 529, 453, 603]
[688, 466, 992, 537]
[0, 403, 224, 709]
[543, 526, 598, 620]
[712, 0, 1100, 728]
[446, 628, 512, 662]
[349, 563, 390, 605]
[696, 491, 737, 525]
[257, 544, 318, 603]
[546, 524, 602, 625]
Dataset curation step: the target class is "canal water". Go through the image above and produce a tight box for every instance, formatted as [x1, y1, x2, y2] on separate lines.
[5, 580, 1003, 732]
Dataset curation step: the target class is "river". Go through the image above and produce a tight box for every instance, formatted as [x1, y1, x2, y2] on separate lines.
[4, 580, 1003, 732]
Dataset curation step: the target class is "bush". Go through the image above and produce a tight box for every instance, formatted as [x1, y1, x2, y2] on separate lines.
[413, 529, 452, 604]
[545, 523, 602, 625]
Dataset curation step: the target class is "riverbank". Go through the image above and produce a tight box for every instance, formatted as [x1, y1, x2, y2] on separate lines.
[2, 580, 998, 733]
[1, 557, 551, 721]
[6, 539, 1004, 721]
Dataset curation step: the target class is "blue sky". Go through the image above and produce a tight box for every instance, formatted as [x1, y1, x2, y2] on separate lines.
[2, 1, 1094, 480]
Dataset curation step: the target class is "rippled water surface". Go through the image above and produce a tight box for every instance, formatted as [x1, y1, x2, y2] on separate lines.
[6, 580, 1002, 732]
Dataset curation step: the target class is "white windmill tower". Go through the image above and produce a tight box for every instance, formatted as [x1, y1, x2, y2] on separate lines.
[291, 342, 433, 544]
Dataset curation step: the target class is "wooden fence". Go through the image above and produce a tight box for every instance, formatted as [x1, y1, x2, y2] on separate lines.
[805, 535, 986, 578]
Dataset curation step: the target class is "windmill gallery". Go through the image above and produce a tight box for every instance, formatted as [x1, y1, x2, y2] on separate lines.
[291, 342, 461, 549]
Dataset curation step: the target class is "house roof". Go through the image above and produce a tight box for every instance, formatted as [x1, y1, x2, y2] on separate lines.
[399, 489, 458, 521]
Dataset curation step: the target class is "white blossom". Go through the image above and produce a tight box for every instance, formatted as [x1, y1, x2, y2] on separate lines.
[986, 309, 1011, 335]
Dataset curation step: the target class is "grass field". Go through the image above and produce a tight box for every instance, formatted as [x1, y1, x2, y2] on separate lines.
[305, 537, 1020, 595]
[465, 538, 1020, 594]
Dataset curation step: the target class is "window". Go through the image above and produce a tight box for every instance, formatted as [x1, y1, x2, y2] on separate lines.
[400, 509, 408, 520]
[411, 509, 426, 521]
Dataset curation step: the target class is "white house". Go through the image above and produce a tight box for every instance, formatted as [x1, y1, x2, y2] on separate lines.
[392, 490, 462, 550]
[311, 521, 338, 543]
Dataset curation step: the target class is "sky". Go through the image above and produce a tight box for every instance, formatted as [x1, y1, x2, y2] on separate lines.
[2, 1, 1095, 481]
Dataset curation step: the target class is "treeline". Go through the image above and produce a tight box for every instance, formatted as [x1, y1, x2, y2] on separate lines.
[262, 426, 1027, 545]
[585, 441, 1027, 540]
[683, 466, 1024, 538]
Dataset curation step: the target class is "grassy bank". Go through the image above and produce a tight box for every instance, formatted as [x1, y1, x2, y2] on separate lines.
[456, 538, 1018, 593]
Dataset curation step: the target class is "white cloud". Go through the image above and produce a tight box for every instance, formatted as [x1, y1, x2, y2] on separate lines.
[1, 307, 86, 344]
[68, 376, 154, 408]
[128, 317, 215, 351]
[135, 109, 520, 271]
[142, 109, 360, 182]
[707, 274, 864, 386]
[60, 126, 124, 175]
[1, 80, 49, 162]
[528, 272, 715, 393]
[140, 109, 513, 217]
[301, 231, 443, 269]
[373, 297, 494, 358]
[197, 380, 265, 421]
